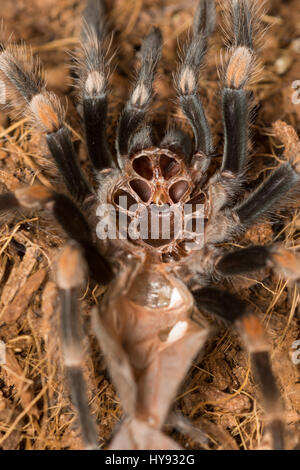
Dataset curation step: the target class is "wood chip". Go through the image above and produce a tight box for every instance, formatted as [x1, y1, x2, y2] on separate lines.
[41, 281, 58, 342]
[272, 120, 300, 167]
[1, 246, 39, 307]
[2, 268, 47, 323]
[0, 254, 8, 285]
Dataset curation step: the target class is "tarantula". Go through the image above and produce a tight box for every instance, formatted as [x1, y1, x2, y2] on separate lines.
[0, 0, 299, 450]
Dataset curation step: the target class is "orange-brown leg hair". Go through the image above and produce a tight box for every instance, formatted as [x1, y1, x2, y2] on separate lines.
[220, 0, 263, 176]
[0, 185, 113, 284]
[116, 27, 162, 163]
[208, 120, 300, 244]
[0, 44, 91, 201]
[193, 288, 285, 450]
[0, 185, 114, 449]
[216, 244, 300, 283]
[175, 0, 215, 157]
[75, 0, 115, 171]
[57, 242, 98, 449]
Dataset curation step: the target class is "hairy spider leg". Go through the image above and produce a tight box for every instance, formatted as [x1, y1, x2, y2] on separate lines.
[216, 244, 300, 285]
[77, 0, 115, 171]
[221, 0, 260, 176]
[0, 186, 114, 448]
[200, 0, 263, 221]
[57, 242, 99, 449]
[160, 127, 194, 162]
[175, 0, 215, 158]
[0, 186, 113, 284]
[193, 287, 284, 450]
[0, 47, 91, 201]
[116, 27, 162, 163]
[205, 119, 300, 245]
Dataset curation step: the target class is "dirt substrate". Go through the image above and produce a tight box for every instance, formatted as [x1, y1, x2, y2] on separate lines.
[0, 0, 299, 450]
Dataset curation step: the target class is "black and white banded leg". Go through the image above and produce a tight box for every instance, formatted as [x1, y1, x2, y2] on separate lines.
[234, 119, 300, 228]
[0, 186, 113, 285]
[220, 0, 260, 176]
[76, 0, 115, 171]
[207, 121, 300, 244]
[0, 186, 114, 449]
[0, 46, 91, 202]
[216, 244, 300, 282]
[57, 242, 99, 450]
[116, 27, 162, 163]
[193, 287, 285, 450]
[205, 0, 262, 216]
[175, 0, 215, 157]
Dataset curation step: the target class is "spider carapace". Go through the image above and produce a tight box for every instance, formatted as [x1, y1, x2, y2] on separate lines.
[109, 146, 206, 261]
[1, 0, 299, 450]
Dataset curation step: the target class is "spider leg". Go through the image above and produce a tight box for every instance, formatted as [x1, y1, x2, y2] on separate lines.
[161, 127, 193, 161]
[193, 288, 284, 450]
[204, 1, 265, 218]
[128, 125, 154, 157]
[91, 307, 137, 418]
[205, 121, 300, 243]
[166, 413, 209, 447]
[175, 0, 215, 156]
[116, 27, 162, 163]
[220, 0, 260, 176]
[235, 120, 300, 228]
[57, 242, 99, 450]
[0, 47, 91, 202]
[76, 0, 115, 171]
[216, 244, 300, 282]
[0, 185, 113, 284]
[235, 163, 299, 227]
